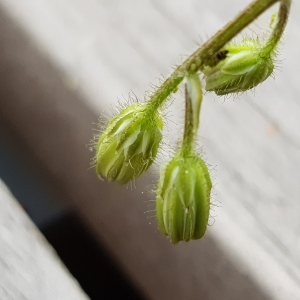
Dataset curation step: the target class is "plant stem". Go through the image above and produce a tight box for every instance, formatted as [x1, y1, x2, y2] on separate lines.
[264, 0, 291, 54]
[149, 0, 291, 110]
[182, 74, 203, 155]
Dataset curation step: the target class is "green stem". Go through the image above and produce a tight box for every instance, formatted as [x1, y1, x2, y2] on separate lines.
[148, 0, 291, 110]
[182, 74, 203, 155]
[264, 0, 291, 55]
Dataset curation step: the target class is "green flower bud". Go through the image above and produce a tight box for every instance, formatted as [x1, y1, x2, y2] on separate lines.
[156, 152, 212, 244]
[96, 103, 163, 184]
[204, 39, 275, 95]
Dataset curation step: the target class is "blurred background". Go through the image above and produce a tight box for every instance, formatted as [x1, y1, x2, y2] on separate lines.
[0, 0, 300, 299]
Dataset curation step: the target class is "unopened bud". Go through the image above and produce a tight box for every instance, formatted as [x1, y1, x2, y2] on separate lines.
[156, 152, 212, 244]
[204, 39, 275, 95]
[96, 103, 163, 184]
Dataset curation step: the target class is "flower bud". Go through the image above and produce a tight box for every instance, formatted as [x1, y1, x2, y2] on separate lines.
[96, 103, 163, 184]
[204, 39, 274, 95]
[156, 152, 212, 244]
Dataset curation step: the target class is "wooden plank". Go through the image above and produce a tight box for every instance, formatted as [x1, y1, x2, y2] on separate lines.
[0, 0, 300, 299]
[0, 180, 89, 300]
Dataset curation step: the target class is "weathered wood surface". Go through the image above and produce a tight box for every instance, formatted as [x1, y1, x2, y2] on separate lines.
[0, 180, 89, 300]
[0, 0, 300, 299]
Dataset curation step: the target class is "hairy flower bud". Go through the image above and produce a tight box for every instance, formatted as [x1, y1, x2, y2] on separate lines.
[156, 152, 212, 244]
[96, 103, 163, 184]
[204, 39, 275, 95]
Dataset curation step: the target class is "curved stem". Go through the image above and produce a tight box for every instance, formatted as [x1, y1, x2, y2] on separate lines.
[264, 0, 291, 55]
[181, 74, 203, 155]
[148, 0, 291, 111]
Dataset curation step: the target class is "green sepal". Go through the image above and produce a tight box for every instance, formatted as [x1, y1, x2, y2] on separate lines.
[156, 152, 212, 244]
[96, 103, 163, 184]
[204, 38, 275, 95]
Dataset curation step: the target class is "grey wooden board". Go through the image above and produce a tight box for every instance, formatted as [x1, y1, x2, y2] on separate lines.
[0, 180, 89, 300]
[0, 0, 300, 299]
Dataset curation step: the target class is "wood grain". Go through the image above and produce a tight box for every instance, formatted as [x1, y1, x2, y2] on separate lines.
[0, 180, 89, 300]
[0, 0, 299, 299]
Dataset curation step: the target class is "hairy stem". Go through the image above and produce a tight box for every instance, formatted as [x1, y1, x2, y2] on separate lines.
[264, 0, 291, 54]
[182, 74, 203, 155]
[148, 0, 291, 111]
